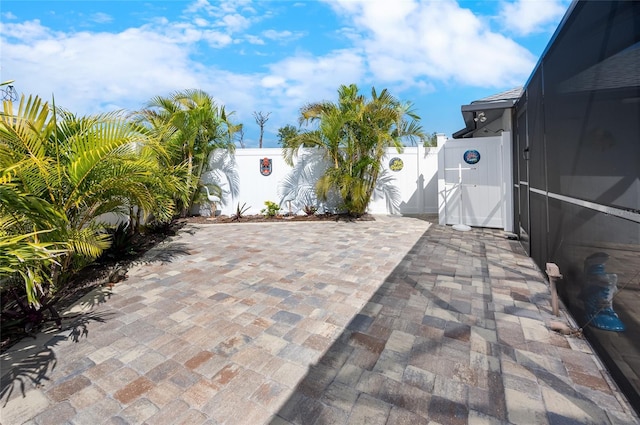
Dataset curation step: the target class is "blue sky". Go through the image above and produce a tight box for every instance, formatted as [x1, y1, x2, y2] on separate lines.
[1, 0, 570, 148]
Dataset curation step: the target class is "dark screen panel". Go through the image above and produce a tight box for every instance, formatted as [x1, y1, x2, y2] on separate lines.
[514, 0, 640, 411]
[527, 71, 546, 192]
[515, 107, 530, 251]
[529, 191, 548, 268]
[543, 1, 640, 209]
[546, 197, 640, 409]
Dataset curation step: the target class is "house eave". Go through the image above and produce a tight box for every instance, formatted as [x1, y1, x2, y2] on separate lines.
[454, 99, 518, 139]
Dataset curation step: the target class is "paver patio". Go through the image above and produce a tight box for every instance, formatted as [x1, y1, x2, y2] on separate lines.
[1, 216, 638, 424]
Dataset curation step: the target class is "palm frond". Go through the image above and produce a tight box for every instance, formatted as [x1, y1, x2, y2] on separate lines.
[291, 84, 424, 215]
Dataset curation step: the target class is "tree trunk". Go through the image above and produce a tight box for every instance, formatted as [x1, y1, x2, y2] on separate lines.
[182, 153, 194, 217]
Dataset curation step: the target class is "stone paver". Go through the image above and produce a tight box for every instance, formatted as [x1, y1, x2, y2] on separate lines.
[1, 216, 639, 425]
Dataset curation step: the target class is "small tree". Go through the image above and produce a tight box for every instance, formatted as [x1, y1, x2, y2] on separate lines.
[277, 124, 299, 147]
[423, 132, 438, 147]
[236, 124, 246, 148]
[283, 84, 426, 216]
[253, 111, 271, 148]
[136, 89, 238, 216]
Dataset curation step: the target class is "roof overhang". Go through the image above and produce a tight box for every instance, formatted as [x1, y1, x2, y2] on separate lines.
[453, 99, 517, 139]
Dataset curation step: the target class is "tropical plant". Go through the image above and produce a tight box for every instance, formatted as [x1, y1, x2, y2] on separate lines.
[261, 201, 280, 218]
[277, 124, 299, 147]
[0, 94, 171, 307]
[423, 132, 438, 147]
[282, 84, 426, 216]
[233, 202, 251, 220]
[236, 124, 246, 148]
[0, 231, 65, 330]
[100, 222, 135, 261]
[303, 205, 318, 216]
[135, 89, 239, 216]
[0, 186, 67, 309]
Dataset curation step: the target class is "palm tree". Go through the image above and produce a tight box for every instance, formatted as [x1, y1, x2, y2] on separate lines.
[136, 89, 239, 216]
[0, 94, 171, 302]
[283, 84, 426, 216]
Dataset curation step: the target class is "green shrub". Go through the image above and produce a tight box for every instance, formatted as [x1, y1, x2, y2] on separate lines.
[101, 222, 135, 260]
[261, 201, 280, 218]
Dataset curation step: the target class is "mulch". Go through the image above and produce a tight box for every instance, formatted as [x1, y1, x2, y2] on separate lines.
[177, 213, 375, 224]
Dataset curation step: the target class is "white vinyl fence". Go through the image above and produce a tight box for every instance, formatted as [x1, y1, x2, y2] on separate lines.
[197, 142, 443, 217]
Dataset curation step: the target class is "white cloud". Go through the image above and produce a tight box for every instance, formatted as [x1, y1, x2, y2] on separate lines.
[261, 76, 286, 88]
[1, 19, 51, 42]
[200, 29, 234, 47]
[244, 34, 264, 45]
[262, 29, 304, 42]
[193, 17, 209, 27]
[0, 17, 299, 146]
[219, 13, 251, 32]
[218, 0, 254, 15]
[185, 0, 256, 33]
[185, 0, 215, 15]
[326, 0, 537, 88]
[499, 0, 568, 36]
[2, 21, 207, 113]
[0, 0, 562, 146]
[91, 12, 113, 24]
[261, 49, 367, 113]
[133, 20, 233, 48]
[232, 49, 368, 142]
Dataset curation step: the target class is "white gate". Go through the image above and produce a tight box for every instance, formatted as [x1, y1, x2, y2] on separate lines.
[437, 132, 513, 231]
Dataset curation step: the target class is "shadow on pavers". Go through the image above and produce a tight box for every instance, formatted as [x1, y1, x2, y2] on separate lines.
[271, 224, 625, 425]
[0, 310, 113, 407]
[0, 233, 190, 407]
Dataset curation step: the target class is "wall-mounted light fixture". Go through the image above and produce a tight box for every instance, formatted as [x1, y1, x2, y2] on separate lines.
[474, 112, 487, 123]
